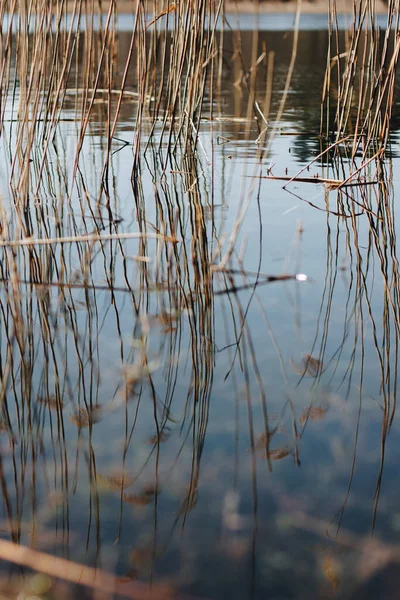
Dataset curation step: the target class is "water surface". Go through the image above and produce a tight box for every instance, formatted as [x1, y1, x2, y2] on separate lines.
[0, 19, 399, 600]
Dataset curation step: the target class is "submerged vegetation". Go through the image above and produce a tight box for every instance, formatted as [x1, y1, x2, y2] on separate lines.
[0, 0, 398, 597]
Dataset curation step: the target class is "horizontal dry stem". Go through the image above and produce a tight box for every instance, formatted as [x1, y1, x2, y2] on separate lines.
[0, 232, 179, 247]
[0, 539, 183, 600]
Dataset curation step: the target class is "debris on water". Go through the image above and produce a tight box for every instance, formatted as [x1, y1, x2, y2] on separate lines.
[303, 355, 322, 376]
[254, 427, 278, 451]
[267, 161, 275, 175]
[297, 221, 304, 235]
[146, 429, 170, 444]
[322, 555, 340, 590]
[268, 447, 292, 460]
[37, 394, 64, 410]
[68, 405, 102, 428]
[123, 485, 157, 506]
[156, 311, 179, 334]
[96, 473, 134, 491]
[299, 405, 328, 424]
[290, 354, 323, 377]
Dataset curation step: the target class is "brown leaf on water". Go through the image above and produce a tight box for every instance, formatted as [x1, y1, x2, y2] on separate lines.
[290, 354, 323, 377]
[322, 555, 340, 591]
[96, 473, 134, 492]
[68, 406, 102, 428]
[304, 355, 322, 376]
[123, 485, 157, 506]
[37, 395, 64, 410]
[299, 405, 328, 424]
[146, 430, 170, 444]
[254, 428, 277, 451]
[268, 447, 292, 460]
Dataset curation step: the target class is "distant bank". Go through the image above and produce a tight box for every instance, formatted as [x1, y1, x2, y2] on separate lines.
[101, 0, 389, 15]
[225, 0, 388, 13]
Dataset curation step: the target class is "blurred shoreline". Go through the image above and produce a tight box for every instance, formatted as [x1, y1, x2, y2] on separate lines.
[105, 0, 389, 15]
[225, 0, 388, 12]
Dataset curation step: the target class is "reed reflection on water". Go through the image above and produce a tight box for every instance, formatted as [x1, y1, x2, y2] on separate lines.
[0, 3, 399, 599]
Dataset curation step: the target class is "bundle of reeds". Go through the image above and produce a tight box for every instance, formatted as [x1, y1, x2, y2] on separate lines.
[322, 0, 400, 158]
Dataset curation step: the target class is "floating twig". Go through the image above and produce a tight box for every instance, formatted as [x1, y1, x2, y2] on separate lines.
[0, 232, 179, 247]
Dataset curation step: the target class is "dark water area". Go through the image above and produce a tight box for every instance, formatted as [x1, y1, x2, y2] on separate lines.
[0, 16, 400, 600]
[57, 25, 400, 159]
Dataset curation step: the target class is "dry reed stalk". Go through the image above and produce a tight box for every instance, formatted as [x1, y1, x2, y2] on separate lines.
[0, 538, 187, 599]
[323, 0, 400, 159]
[0, 231, 179, 247]
[0, 0, 362, 591]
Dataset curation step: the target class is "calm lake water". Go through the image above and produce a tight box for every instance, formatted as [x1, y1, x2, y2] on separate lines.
[0, 14, 400, 600]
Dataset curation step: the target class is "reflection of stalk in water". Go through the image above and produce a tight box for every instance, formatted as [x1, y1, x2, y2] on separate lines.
[322, 0, 400, 159]
[286, 151, 400, 534]
[0, 7, 226, 586]
[0, 1, 345, 597]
